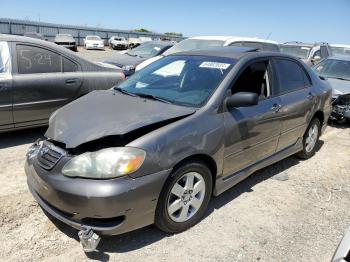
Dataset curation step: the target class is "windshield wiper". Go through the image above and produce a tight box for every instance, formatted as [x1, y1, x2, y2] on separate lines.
[134, 92, 172, 104]
[113, 87, 137, 96]
[327, 76, 350, 81]
[126, 52, 138, 57]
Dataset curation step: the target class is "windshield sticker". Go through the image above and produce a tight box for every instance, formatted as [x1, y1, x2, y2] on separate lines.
[199, 61, 231, 70]
[301, 47, 311, 50]
[153, 46, 161, 51]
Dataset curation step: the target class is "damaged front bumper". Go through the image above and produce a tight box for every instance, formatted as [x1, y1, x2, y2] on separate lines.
[331, 94, 350, 122]
[25, 142, 171, 236]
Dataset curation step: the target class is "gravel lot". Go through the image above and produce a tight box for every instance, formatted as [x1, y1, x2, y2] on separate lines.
[76, 46, 123, 62]
[1, 49, 350, 262]
[1, 124, 349, 262]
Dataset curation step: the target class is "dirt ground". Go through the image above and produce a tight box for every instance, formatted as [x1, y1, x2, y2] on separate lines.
[76, 46, 124, 62]
[0, 123, 349, 262]
[1, 49, 350, 261]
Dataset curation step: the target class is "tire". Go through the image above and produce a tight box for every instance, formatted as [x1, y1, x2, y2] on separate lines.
[296, 118, 321, 159]
[155, 160, 212, 234]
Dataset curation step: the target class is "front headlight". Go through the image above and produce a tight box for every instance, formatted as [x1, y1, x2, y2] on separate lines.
[62, 147, 146, 179]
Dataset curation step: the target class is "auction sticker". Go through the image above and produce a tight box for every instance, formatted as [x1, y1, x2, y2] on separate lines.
[199, 61, 231, 69]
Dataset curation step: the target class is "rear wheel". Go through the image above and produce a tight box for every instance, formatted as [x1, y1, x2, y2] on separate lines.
[155, 160, 212, 233]
[296, 118, 321, 159]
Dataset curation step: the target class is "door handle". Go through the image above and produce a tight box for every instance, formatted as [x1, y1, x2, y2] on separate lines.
[271, 103, 282, 112]
[307, 92, 315, 100]
[65, 79, 77, 84]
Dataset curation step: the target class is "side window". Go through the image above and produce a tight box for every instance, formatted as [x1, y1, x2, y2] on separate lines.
[16, 44, 61, 74]
[63, 57, 78, 72]
[232, 60, 271, 99]
[313, 50, 321, 58]
[274, 59, 310, 94]
[0, 41, 11, 74]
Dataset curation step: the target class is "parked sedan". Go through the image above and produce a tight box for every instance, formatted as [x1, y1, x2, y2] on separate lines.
[313, 56, 350, 122]
[104, 41, 174, 76]
[108, 36, 128, 50]
[84, 35, 104, 50]
[25, 47, 331, 252]
[280, 42, 332, 66]
[136, 36, 280, 71]
[54, 34, 77, 52]
[0, 34, 124, 132]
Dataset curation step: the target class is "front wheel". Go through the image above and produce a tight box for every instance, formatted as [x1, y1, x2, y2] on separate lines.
[155, 160, 212, 233]
[296, 118, 321, 159]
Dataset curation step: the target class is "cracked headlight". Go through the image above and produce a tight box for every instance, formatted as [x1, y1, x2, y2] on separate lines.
[62, 147, 146, 179]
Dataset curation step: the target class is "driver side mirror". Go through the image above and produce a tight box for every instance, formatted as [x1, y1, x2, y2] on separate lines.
[226, 92, 259, 109]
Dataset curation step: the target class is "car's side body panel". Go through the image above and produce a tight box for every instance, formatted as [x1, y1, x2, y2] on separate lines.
[0, 34, 123, 132]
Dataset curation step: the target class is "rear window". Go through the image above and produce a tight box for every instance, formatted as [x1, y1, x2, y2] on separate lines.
[17, 44, 61, 74]
[274, 59, 310, 94]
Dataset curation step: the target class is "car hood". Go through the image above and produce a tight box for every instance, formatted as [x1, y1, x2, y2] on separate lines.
[104, 53, 145, 67]
[45, 90, 196, 148]
[111, 40, 128, 45]
[327, 78, 350, 97]
[54, 36, 75, 43]
[86, 40, 103, 44]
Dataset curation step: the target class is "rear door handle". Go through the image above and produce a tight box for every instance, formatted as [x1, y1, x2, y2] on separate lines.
[65, 79, 77, 84]
[271, 103, 282, 112]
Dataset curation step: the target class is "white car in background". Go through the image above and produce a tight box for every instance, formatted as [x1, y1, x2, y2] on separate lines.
[128, 37, 142, 49]
[136, 36, 279, 71]
[330, 44, 350, 56]
[83, 35, 105, 50]
[108, 36, 128, 50]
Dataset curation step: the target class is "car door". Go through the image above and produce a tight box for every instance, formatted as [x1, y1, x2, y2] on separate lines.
[222, 58, 283, 178]
[0, 41, 14, 130]
[272, 58, 314, 151]
[12, 43, 82, 127]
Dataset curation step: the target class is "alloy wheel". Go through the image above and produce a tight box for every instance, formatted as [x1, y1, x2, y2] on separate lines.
[167, 172, 206, 223]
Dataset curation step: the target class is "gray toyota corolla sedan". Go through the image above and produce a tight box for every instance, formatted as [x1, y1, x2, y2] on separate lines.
[25, 47, 332, 251]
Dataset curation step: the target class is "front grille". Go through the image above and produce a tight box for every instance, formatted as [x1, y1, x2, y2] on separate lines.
[37, 141, 67, 170]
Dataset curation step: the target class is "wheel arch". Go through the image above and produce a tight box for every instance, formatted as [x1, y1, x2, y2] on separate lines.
[172, 154, 218, 192]
[312, 110, 324, 126]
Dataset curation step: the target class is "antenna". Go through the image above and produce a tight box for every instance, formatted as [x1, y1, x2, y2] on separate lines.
[265, 32, 272, 40]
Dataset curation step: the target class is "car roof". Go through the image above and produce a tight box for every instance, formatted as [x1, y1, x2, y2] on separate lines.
[169, 46, 259, 59]
[327, 55, 350, 61]
[189, 36, 279, 45]
[143, 40, 174, 46]
[330, 44, 350, 48]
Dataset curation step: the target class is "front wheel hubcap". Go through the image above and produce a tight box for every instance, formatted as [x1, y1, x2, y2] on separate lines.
[167, 172, 206, 223]
[305, 123, 318, 153]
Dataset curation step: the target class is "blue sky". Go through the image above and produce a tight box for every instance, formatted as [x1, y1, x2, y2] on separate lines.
[1, 0, 350, 44]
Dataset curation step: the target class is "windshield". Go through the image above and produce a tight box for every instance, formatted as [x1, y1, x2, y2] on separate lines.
[116, 55, 235, 107]
[127, 43, 166, 58]
[163, 39, 225, 56]
[313, 59, 350, 81]
[87, 36, 101, 41]
[330, 46, 350, 56]
[280, 45, 311, 59]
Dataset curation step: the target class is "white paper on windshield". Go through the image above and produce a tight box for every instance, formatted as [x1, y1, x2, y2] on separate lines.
[153, 46, 161, 51]
[199, 61, 230, 70]
[301, 47, 311, 50]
